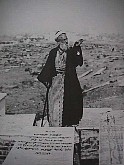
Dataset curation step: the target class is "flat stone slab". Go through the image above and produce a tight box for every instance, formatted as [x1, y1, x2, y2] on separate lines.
[0, 114, 35, 135]
[2, 127, 74, 165]
[79, 108, 112, 128]
[99, 110, 124, 165]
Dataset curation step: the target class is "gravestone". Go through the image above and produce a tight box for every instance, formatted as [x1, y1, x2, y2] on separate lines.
[99, 110, 124, 165]
[2, 127, 74, 165]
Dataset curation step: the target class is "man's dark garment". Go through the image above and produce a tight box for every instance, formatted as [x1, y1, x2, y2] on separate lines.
[37, 45, 83, 126]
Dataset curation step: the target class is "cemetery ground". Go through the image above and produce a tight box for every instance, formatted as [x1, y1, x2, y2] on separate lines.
[0, 34, 124, 114]
[0, 34, 124, 165]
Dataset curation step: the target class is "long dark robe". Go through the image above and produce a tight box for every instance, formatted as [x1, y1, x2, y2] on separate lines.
[37, 45, 83, 126]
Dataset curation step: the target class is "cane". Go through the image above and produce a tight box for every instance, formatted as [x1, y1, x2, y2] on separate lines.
[41, 87, 49, 127]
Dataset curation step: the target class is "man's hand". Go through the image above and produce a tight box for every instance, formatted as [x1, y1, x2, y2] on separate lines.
[74, 39, 84, 46]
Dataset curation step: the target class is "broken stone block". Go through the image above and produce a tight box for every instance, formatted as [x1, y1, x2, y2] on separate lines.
[0, 93, 7, 116]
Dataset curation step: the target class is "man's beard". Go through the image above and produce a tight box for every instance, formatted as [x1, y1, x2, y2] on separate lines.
[59, 43, 68, 52]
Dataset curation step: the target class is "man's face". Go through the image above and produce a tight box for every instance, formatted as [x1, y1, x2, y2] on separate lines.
[58, 33, 68, 51]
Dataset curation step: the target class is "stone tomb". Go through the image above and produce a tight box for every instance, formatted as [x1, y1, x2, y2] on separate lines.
[0, 114, 35, 135]
[2, 127, 74, 165]
[79, 108, 112, 129]
[0, 114, 36, 164]
[77, 108, 112, 160]
[99, 110, 124, 165]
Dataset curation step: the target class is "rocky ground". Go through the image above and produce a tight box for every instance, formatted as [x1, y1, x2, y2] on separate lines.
[0, 34, 124, 115]
[78, 40, 124, 110]
[0, 34, 124, 165]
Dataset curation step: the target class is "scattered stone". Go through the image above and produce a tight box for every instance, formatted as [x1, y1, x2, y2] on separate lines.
[82, 81, 110, 94]
[78, 69, 93, 79]
[4, 69, 10, 72]
[26, 54, 30, 59]
[5, 85, 19, 89]
[34, 78, 38, 82]
[111, 47, 114, 52]
[25, 67, 30, 72]
[36, 64, 43, 70]
[96, 55, 100, 59]
[10, 66, 19, 68]
[21, 80, 34, 87]
[29, 69, 39, 76]
[109, 59, 114, 62]
[109, 74, 113, 77]
[93, 67, 107, 76]
[20, 62, 26, 66]
[103, 54, 107, 58]
[109, 79, 117, 83]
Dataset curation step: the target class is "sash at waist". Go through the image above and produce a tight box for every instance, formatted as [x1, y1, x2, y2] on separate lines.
[56, 68, 65, 74]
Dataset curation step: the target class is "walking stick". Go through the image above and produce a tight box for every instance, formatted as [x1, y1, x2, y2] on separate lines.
[41, 87, 49, 127]
[46, 91, 49, 123]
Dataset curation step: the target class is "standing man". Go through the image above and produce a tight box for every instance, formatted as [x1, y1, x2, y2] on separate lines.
[38, 30, 83, 127]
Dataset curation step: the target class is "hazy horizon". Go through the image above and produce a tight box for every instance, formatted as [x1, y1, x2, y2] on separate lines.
[0, 0, 124, 36]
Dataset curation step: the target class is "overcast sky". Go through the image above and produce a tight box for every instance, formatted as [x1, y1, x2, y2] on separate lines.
[0, 0, 124, 35]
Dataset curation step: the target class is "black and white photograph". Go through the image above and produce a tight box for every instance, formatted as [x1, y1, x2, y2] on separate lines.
[0, 0, 124, 165]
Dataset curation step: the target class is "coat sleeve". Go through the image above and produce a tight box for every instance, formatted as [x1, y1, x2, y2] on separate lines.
[37, 49, 56, 87]
[71, 45, 83, 67]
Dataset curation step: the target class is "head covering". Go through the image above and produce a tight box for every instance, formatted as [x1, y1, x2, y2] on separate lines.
[55, 30, 66, 41]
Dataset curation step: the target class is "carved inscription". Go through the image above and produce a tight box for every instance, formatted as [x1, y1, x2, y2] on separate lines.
[2, 127, 74, 165]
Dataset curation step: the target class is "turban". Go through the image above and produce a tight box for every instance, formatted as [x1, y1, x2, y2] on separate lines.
[55, 30, 66, 41]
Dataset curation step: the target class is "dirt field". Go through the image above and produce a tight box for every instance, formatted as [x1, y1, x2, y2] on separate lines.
[0, 34, 124, 115]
